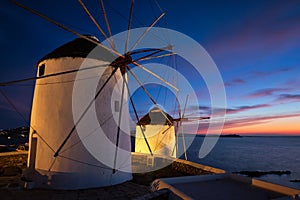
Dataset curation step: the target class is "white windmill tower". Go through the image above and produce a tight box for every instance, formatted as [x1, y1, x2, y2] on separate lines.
[135, 106, 176, 157]
[25, 36, 133, 189]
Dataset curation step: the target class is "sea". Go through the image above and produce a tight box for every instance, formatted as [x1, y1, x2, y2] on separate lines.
[179, 135, 300, 189]
[1, 134, 299, 189]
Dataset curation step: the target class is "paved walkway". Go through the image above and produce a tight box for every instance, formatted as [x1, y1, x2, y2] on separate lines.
[152, 174, 300, 200]
[172, 178, 284, 200]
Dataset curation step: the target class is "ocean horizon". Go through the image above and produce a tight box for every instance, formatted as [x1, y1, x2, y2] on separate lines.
[178, 135, 300, 189]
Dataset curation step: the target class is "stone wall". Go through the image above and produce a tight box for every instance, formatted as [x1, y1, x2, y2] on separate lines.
[171, 161, 213, 175]
[0, 153, 28, 174]
[131, 152, 225, 175]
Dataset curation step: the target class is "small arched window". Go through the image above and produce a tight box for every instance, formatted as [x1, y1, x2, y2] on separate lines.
[38, 64, 45, 77]
[114, 100, 120, 112]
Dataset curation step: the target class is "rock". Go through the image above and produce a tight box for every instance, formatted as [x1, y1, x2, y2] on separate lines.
[234, 170, 291, 177]
[2, 166, 22, 176]
[290, 179, 300, 183]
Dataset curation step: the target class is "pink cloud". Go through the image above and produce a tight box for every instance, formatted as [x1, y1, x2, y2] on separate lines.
[253, 67, 292, 77]
[275, 94, 300, 103]
[225, 104, 270, 114]
[225, 78, 246, 86]
[245, 88, 290, 98]
[187, 103, 271, 117]
[196, 112, 300, 133]
[223, 113, 300, 130]
[284, 79, 300, 90]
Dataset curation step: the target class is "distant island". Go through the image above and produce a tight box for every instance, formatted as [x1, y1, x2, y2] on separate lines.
[234, 170, 291, 178]
[195, 134, 242, 138]
[221, 134, 242, 137]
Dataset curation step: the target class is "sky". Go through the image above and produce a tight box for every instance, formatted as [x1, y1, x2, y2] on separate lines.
[0, 0, 299, 135]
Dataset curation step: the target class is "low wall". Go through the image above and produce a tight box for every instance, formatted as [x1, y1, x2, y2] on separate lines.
[0, 151, 28, 187]
[172, 159, 225, 175]
[0, 151, 28, 168]
[1, 152, 224, 178]
[131, 152, 225, 175]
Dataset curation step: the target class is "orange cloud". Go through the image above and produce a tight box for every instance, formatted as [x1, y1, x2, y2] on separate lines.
[222, 116, 300, 135]
[194, 113, 300, 135]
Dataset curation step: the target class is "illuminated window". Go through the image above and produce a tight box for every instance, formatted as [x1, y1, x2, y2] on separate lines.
[38, 64, 45, 77]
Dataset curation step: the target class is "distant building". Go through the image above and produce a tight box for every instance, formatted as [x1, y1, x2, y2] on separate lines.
[135, 107, 176, 158]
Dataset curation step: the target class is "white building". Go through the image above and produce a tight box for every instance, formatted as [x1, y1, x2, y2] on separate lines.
[25, 36, 132, 189]
[135, 107, 176, 158]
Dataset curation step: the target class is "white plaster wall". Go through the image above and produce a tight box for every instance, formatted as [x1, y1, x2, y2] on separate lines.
[29, 57, 132, 189]
[135, 125, 176, 157]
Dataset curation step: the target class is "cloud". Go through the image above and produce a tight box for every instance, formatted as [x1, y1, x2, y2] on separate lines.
[209, 104, 271, 115]
[188, 103, 271, 116]
[196, 112, 300, 133]
[253, 67, 292, 78]
[225, 78, 246, 86]
[283, 79, 300, 90]
[225, 104, 271, 114]
[245, 88, 290, 98]
[198, 106, 211, 111]
[182, 105, 211, 118]
[224, 113, 300, 130]
[275, 94, 300, 103]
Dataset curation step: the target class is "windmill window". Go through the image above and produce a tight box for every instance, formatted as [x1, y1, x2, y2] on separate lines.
[38, 64, 45, 77]
[114, 100, 120, 112]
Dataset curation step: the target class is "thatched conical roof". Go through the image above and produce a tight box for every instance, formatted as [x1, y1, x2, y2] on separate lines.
[38, 36, 115, 64]
[137, 107, 174, 126]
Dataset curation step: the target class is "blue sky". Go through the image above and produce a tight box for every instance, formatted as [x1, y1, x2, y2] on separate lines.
[0, 0, 299, 134]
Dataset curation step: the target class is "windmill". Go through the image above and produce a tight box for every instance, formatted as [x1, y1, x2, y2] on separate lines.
[135, 106, 176, 157]
[2, 0, 183, 190]
[134, 95, 210, 160]
[0, 0, 219, 190]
